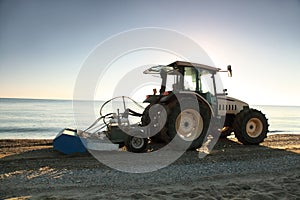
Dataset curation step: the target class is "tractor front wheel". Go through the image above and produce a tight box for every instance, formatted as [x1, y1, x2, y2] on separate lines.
[233, 109, 269, 145]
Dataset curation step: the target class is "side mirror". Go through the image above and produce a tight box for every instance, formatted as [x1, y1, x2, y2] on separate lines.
[153, 88, 157, 95]
[227, 65, 232, 77]
[223, 89, 228, 95]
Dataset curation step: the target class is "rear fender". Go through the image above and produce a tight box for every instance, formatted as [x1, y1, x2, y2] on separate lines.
[143, 95, 162, 104]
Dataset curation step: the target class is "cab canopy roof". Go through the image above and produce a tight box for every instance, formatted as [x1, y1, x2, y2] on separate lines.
[144, 61, 220, 74]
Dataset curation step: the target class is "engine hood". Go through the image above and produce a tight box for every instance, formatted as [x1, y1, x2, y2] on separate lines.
[217, 96, 249, 115]
[224, 96, 249, 107]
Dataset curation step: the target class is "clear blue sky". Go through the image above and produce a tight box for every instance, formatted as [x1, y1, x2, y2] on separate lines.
[0, 0, 299, 106]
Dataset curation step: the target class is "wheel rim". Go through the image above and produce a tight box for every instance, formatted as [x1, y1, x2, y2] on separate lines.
[175, 109, 203, 141]
[131, 137, 144, 149]
[246, 118, 263, 138]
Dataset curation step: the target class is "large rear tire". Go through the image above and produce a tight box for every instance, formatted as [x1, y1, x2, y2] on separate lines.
[167, 101, 211, 150]
[233, 109, 269, 145]
[141, 105, 166, 143]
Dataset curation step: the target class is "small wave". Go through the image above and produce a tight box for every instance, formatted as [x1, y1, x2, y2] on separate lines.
[268, 130, 290, 133]
[268, 130, 300, 135]
[0, 127, 61, 133]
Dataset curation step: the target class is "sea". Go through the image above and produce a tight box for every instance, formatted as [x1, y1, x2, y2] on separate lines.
[0, 98, 299, 139]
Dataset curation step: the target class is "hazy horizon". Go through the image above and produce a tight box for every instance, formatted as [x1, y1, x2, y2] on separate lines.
[1, 97, 300, 107]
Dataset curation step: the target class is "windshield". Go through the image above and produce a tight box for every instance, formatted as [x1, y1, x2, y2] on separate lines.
[183, 67, 215, 94]
[144, 65, 216, 95]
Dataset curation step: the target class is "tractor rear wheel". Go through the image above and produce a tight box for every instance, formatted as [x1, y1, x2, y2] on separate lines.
[167, 101, 211, 150]
[233, 109, 268, 145]
[141, 105, 166, 143]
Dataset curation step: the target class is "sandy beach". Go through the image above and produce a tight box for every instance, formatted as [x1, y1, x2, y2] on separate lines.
[1, 134, 300, 199]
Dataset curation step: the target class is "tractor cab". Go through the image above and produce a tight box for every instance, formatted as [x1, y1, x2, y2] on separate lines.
[143, 61, 222, 108]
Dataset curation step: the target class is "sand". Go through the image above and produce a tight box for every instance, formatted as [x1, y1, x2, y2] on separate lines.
[0, 134, 300, 199]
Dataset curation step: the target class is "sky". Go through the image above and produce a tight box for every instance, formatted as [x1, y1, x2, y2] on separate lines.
[0, 0, 299, 106]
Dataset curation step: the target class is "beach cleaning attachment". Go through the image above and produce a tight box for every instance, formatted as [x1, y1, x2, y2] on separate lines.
[54, 96, 149, 154]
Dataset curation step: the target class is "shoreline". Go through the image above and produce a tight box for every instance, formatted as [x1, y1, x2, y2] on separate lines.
[1, 131, 299, 141]
[1, 134, 300, 199]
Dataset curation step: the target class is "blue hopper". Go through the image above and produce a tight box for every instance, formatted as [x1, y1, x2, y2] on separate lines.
[53, 128, 87, 154]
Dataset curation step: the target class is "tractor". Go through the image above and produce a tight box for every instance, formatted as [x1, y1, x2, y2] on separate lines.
[139, 61, 269, 151]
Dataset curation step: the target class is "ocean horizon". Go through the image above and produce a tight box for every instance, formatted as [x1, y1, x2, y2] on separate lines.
[0, 98, 299, 139]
